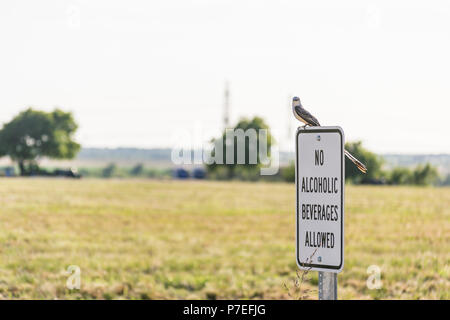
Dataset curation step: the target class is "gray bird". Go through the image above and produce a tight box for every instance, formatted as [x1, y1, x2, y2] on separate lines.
[292, 96, 367, 174]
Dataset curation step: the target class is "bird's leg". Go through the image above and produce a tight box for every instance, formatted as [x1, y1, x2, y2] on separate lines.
[301, 124, 309, 129]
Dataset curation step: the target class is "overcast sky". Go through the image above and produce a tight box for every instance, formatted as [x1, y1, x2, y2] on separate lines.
[0, 0, 449, 153]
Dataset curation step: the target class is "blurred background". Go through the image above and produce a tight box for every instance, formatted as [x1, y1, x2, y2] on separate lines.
[0, 0, 448, 300]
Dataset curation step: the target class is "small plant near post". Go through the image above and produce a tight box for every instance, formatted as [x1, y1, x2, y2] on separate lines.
[284, 249, 317, 300]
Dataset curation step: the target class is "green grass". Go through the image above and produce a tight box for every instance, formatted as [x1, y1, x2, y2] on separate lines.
[0, 179, 448, 299]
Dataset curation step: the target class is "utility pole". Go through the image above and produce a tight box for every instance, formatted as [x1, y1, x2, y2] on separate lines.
[286, 94, 293, 150]
[223, 81, 230, 129]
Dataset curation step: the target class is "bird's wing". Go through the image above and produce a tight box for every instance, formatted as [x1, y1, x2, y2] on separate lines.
[294, 106, 321, 126]
[344, 149, 367, 174]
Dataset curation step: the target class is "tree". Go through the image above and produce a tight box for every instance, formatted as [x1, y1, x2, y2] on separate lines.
[411, 163, 438, 186]
[281, 161, 295, 183]
[206, 117, 274, 180]
[130, 163, 144, 176]
[0, 108, 80, 176]
[102, 163, 117, 178]
[345, 141, 384, 184]
[387, 163, 438, 186]
[388, 167, 412, 185]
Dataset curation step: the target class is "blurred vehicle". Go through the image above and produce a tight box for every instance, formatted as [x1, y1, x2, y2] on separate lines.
[174, 168, 189, 179]
[193, 167, 206, 179]
[53, 168, 82, 179]
[4, 167, 15, 177]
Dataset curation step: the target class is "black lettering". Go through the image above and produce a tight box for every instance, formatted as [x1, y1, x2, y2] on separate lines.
[320, 232, 327, 247]
[315, 150, 324, 166]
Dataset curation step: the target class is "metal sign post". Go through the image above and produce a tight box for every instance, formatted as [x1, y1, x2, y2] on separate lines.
[295, 126, 345, 300]
[318, 272, 337, 300]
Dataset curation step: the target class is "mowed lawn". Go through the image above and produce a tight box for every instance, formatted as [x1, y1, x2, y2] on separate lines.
[0, 179, 448, 299]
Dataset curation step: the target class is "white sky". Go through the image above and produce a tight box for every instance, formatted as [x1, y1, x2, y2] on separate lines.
[0, 0, 449, 153]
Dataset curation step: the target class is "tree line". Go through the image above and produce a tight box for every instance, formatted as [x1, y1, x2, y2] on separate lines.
[281, 142, 442, 186]
[206, 117, 444, 186]
[0, 108, 445, 185]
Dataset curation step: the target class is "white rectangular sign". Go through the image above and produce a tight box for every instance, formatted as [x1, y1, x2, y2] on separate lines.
[296, 126, 344, 273]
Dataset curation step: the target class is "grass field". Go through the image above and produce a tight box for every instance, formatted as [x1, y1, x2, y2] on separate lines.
[0, 179, 448, 299]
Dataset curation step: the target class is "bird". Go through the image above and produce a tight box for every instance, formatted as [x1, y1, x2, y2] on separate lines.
[292, 96, 367, 174]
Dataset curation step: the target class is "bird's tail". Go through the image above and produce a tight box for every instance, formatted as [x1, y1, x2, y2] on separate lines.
[344, 149, 367, 174]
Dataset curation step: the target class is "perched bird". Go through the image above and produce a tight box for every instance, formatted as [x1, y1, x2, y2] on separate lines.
[292, 96, 367, 174]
